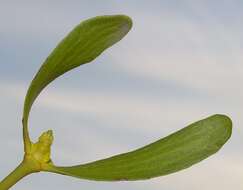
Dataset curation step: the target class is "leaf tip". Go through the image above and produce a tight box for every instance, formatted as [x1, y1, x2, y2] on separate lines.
[213, 114, 232, 129]
[210, 114, 233, 144]
[118, 14, 133, 29]
[111, 14, 133, 38]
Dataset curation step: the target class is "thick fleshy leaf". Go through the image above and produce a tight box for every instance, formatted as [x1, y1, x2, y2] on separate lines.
[22, 15, 132, 133]
[47, 114, 232, 181]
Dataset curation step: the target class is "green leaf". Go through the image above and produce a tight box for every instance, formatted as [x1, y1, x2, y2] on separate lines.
[22, 15, 132, 150]
[46, 114, 232, 181]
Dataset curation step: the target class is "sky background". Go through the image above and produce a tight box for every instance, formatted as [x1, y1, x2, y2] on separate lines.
[0, 0, 243, 189]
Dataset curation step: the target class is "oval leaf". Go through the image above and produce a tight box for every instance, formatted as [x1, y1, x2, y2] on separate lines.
[22, 15, 132, 148]
[46, 114, 232, 181]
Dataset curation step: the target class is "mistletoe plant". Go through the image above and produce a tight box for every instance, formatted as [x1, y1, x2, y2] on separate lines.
[0, 15, 232, 190]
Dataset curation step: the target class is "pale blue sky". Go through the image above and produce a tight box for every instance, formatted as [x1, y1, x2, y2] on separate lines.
[0, 1, 242, 189]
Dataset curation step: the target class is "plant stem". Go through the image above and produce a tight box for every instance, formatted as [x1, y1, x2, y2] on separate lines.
[0, 160, 35, 190]
[0, 130, 54, 190]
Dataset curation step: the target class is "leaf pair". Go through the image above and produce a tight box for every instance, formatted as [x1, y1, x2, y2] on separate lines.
[22, 15, 232, 181]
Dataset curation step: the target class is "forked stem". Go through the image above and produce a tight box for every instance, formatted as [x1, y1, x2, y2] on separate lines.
[0, 130, 54, 190]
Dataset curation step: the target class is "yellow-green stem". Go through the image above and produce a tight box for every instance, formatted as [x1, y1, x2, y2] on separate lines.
[22, 118, 31, 154]
[0, 130, 54, 190]
[0, 160, 36, 190]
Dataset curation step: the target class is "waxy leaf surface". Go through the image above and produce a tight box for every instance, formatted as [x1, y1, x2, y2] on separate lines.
[23, 15, 132, 130]
[47, 114, 232, 181]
